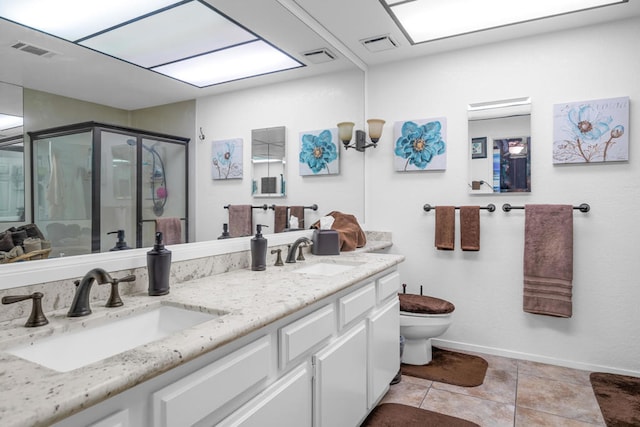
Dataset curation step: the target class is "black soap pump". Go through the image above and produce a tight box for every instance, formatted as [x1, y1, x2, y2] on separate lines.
[251, 224, 268, 271]
[147, 232, 171, 296]
[108, 230, 131, 251]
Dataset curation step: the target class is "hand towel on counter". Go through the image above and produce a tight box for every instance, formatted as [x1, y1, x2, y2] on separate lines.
[273, 205, 288, 233]
[310, 211, 366, 251]
[460, 206, 480, 251]
[228, 205, 253, 237]
[435, 206, 455, 250]
[289, 206, 305, 229]
[523, 204, 573, 318]
[155, 217, 182, 244]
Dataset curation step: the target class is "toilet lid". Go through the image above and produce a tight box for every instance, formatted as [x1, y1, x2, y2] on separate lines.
[399, 294, 455, 314]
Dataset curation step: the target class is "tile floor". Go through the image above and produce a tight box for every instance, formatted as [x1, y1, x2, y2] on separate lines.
[380, 348, 606, 426]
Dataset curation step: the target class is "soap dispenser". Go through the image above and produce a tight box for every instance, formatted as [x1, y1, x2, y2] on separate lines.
[147, 232, 171, 296]
[107, 230, 132, 251]
[251, 224, 268, 271]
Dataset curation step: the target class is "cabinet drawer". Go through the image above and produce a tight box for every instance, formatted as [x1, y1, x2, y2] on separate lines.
[377, 271, 400, 303]
[339, 283, 375, 329]
[279, 305, 335, 368]
[152, 336, 271, 427]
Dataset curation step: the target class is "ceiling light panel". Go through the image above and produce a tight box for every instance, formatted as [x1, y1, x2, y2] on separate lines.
[0, 113, 24, 131]
[153, 40, 303, 87]
[0, 0, 178, 41]
[80, 2, 256, 68]
[383, 0, 628, 43]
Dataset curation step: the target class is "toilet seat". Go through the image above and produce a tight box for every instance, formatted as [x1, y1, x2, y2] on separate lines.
[399, 294, 455, 315]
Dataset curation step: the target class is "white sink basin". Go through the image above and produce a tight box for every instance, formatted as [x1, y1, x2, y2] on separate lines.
[293, 261, 363, 276]
[5, 305, 222, 372]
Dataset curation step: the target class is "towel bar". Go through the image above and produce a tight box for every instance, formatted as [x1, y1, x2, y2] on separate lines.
[268, 204, 318, 211]
[502, 203, 590, 213]
[224, 204, 268, 211]
[423, 204, 496, 212]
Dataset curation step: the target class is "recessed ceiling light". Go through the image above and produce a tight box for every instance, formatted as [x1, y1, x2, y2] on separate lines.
[0, 0, 304, 87]
[0, 113, 23, 131]
[381, 0, 629, 44]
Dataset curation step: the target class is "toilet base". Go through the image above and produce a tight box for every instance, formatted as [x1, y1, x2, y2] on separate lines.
[401, 337, 433, 365]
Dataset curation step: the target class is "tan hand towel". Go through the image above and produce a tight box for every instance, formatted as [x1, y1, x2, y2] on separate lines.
[460, 206, 480, 251]
[523, 204, 573, 318]
[435, 206, 455, 250]
[155, 218, 182, 244]
[228, 205, 253, 237]
[289, 206, 305, 229]
[274, 205, 288, 233]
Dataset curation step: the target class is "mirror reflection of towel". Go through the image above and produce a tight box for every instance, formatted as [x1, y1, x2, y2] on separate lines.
[274, 206, 288, 233]
[289, 206, 305, 229]
[228, 205, 253, 237]
[155, 218, 182, 244]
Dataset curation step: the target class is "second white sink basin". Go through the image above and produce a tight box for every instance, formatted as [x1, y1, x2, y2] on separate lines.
[5, 304, 222, 372]
[293, 261, 363, 276]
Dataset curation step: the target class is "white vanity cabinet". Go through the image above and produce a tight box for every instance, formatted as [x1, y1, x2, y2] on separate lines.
[53, 267, 400, 427]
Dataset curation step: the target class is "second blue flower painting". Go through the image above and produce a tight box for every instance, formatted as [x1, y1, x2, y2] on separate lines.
[394, 118, 447, 171]
[299, 129, 340, 176]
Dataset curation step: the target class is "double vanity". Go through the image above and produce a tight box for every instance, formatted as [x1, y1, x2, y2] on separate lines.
[0, 234, 403, 427]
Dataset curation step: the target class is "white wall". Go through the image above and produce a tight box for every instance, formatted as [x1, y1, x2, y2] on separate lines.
[194, 69, 365, 241]
[366, 17, 640, 375]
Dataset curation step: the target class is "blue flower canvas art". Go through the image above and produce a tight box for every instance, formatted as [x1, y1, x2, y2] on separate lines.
[394, 118, 447, 171]
[299, 129, 339, 176]
[212, 138, 243, 179]
[553, 96, 629, 164]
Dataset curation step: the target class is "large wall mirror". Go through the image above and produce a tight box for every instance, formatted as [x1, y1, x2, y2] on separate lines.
[0, 82, 25, 222]
[251, 126, 286, 198]
[468, 97, 531, 194]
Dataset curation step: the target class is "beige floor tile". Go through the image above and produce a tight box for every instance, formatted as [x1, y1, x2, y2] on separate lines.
[515, 407, 606, 427]
[433, 367, 517, 405]
[516, 375, 605, 425]
[421, 388, 515, 427]
[380, 377, 430, 407]
[517, 359, 592, 387]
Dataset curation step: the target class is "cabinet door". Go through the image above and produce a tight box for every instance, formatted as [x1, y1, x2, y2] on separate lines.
[313, 323, 367, 427]
[368, 298, 400, 408]
[217, 364, 312, 427]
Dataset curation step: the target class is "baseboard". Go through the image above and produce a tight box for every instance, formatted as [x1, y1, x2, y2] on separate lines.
[432, 339, 640, 378]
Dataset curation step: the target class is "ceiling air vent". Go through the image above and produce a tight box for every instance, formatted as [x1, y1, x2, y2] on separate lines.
[11, 41, 57, 58]
[360, 35, 398, 52]
[302, 48, 336, 64]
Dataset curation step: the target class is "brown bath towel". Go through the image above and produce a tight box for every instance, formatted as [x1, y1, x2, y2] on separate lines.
[273, 205, 288, 233]
[289, 206, 305, 229]
[523, 204, 573, 318]
[435, 206, 455, 250]
[155, 217, 182, 244]
[228, 205, 253, 237]
[460, 206, 480, 251]
[311, 211, 366, 251]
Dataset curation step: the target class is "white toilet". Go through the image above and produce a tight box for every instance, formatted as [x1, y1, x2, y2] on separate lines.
[399, 294, 455, 365]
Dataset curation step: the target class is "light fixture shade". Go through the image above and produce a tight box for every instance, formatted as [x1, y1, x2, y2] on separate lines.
[337, 122, 355, 143]
[367, 119, 385, 141]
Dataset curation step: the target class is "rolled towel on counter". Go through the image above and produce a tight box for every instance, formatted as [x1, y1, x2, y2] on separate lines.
[310, 211, 366, 251]
[523, 204, 573, 318]
[228, 205, 253, 237]
[435, 206, 455, 250]
[273, 206, 288, 233]
[460, 206, 480, 251]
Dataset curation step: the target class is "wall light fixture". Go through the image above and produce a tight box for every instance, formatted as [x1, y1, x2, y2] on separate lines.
[337, 119, 385, 152]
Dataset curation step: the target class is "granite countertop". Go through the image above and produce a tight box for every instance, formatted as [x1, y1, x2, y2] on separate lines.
[0, 244, 403, 427]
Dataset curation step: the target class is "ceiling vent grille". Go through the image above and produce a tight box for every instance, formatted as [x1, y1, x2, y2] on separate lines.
[302, 48, 336, 64]
[360, 35, 398, 52]
[11, 41, 57, 58]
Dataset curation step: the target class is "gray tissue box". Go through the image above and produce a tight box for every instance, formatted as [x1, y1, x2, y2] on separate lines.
[312, 229, 340, 255]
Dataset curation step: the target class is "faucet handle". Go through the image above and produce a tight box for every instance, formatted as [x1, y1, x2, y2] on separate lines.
[105, 274, 136, 308]
[271, 249, 284, 266]
[2, 292, 49, 327]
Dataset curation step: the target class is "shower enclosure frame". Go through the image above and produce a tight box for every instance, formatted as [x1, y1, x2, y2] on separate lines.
[29, 121, 189, 253]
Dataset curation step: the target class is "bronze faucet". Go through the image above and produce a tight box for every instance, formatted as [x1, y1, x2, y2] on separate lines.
[285, 237, 312, 263]
[67, 268, 114, 317]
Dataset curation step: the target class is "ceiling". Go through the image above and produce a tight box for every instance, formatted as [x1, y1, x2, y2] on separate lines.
[0, 0, 638, 111]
